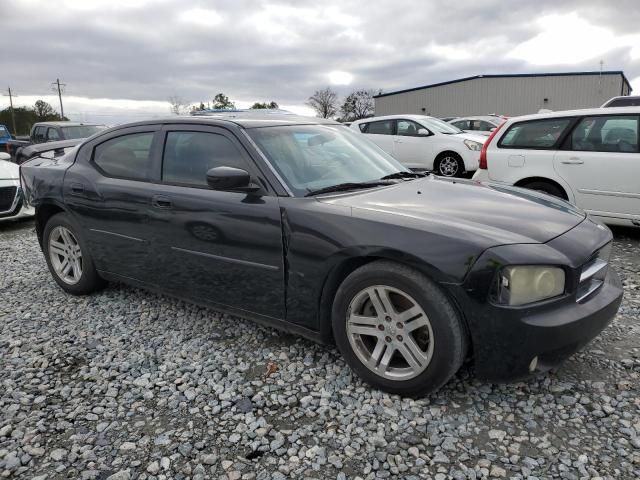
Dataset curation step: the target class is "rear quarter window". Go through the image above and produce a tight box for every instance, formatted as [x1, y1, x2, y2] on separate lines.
[499, 118, 572, 149]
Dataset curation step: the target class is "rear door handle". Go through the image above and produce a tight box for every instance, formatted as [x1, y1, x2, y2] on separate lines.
[70, 183, 85, 194]
[561, 158, 584, 164]
[151, 195, 172, 209]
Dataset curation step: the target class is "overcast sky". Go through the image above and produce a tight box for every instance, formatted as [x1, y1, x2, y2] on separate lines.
[1, 0, 639, 124]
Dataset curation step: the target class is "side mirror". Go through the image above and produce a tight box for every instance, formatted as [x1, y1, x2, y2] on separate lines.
[417, 128, 431, 136]
[206, 166, 261, 193]
[0, 152, 11, 161]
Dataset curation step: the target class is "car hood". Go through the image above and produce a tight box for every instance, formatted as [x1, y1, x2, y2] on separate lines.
[457, 132, 488, 143]
[0, 160, 18, 180]
[318, 176, 586, 246]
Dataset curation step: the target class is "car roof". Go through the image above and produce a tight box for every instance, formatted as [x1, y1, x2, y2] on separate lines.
[451, 116, 501, 122]
[99, 113, 340, 130]
[352, 114, 436, 123]
[507, 106, 640, 123]
[34, 121, 104, 127]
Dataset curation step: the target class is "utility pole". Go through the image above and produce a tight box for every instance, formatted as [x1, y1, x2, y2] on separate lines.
[2, 87, 17, 134]
[51, 78, 66, 118]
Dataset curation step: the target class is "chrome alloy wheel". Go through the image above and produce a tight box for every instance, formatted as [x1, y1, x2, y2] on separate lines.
[48, 226, 83, 285]
[438, 156, 459, 177]
[346, 285, 434, 381]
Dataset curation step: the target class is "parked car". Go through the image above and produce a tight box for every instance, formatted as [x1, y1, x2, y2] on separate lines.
[601, 95, 640, 108]
[20, 113, 623, 395]
[0, 124, 30, 159]
[472, 107, 640, 227]
[449, 115, 503, 136]
[350, 115, 486, 177]
[14, 122, 106, 164]
[0, 152, 34, 221]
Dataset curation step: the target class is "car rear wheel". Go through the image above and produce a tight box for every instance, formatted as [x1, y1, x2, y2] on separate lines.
[435, 153, 463, 177]
[522, 181, 567, 200]
[332, 261, 467, 396]
[43, 212, 106, 295]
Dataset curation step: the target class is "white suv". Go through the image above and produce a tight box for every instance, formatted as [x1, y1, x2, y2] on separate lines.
[473, 107, 640, 227]
[350, 115, 486, 177]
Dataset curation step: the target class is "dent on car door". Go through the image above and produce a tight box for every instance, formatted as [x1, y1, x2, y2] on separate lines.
[149, 125, 285, 319]
[554, 115, 640, 219]
[63, 126, 162, 282]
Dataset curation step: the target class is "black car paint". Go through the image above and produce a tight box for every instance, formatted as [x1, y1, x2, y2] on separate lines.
[20, 116, 623, 381]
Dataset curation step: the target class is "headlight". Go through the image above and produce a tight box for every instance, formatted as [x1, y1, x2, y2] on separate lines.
[494, 266, 565, 306]
[463, 139, 483, 151]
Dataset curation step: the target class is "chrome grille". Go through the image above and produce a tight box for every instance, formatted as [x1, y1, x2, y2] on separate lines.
[0, 186, 18, 213]
[576, 243, 611, 302]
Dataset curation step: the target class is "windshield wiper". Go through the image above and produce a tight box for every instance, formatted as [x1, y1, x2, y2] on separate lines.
[380, 171, 428, 180]
[305, 181, 391, 197]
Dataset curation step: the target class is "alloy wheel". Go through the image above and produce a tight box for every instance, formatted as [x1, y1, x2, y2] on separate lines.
[438, 157, 459, 177]
[48, 226, 83, 285]
[346, 285, 434, 381]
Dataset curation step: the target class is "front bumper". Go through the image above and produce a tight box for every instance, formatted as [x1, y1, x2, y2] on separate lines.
[464, 268, 622, 381]
[0, 182, 34, 222]
[450, 219, 623, 381]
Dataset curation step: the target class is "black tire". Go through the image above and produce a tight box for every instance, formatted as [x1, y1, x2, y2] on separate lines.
[522, 181, 567, 200]
[42, 212, 106, 295]
[332, 260, 467, 396]
[435, 152, 464, 177]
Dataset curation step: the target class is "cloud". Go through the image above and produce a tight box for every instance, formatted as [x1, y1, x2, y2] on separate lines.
[0, 0, 637, 123]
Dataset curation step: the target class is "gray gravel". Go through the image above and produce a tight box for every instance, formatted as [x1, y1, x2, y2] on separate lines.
[1, 219, 639, 479]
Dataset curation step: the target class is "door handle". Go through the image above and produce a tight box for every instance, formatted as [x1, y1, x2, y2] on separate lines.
[561, 158, 584, 164]
[70, 183, 85, 194]
[151, 195, 172, 208]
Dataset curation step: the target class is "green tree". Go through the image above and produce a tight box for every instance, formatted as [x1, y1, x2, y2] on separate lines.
[250, 101, 279, 109]
[34, 100, 62, 121]
[339, 90, 376, 122]
[307, 87, 338, 118]
[212, 93, 235, 110]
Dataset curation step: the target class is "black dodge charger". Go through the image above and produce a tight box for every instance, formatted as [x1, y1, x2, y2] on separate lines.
[20, 112, 623, 395]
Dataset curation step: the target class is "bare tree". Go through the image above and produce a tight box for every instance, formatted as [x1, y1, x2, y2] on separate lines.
[340, 89, 376, 122]
[168, 96, 188, 115]
[307, 87, 339, 118]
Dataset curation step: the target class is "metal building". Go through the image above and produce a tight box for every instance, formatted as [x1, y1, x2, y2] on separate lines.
[374, 71, 632, 118]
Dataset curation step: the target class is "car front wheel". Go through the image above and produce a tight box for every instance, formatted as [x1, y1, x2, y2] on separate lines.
[435, 153, 463, 177]
[332, 261, 467, 396]
[43, 212, 106, 295]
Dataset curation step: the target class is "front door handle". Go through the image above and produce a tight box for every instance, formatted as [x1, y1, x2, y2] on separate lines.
[561, 158, 584, 164]
[151, 195, 172, 209]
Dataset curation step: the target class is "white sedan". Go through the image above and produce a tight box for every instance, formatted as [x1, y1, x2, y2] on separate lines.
[350, 115, 486, 177]
[0, 152, 34, 222]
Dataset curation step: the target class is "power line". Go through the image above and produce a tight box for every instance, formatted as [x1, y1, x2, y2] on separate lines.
[51, 78, 66, 118]
[2, 87, 18, 133]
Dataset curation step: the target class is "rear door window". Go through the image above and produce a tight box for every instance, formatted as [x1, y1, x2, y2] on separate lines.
[364, 120, 395, 135]
[46, 128, 61, 141]
[93, 132, 155, 181]
[570, 115, 639, 153]
[499, 118, 572, 149]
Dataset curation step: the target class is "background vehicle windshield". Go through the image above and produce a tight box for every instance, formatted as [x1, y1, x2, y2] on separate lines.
[248, 125, 409, 196]
[61, 125, 106, 139]
[420, 117, 463, 134]
[0, 126, 9, 138]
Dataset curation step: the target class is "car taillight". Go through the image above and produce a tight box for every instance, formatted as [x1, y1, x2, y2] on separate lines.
[479, 121, 506, 170]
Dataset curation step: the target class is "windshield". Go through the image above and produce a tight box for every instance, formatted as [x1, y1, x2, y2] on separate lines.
[61, 125, 106, 139]
[247, 125, 409, 196]
[419, 117, 463, 134]
[0, 126, 9, 138]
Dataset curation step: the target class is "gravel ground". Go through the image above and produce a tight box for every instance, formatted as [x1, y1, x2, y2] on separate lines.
[1, 219, 639, 480]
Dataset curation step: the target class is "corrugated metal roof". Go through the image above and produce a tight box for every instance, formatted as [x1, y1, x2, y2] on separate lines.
[374, 71, 632, 98]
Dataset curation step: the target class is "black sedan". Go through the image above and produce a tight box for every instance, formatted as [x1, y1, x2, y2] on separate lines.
[20, 112, 623, 395]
